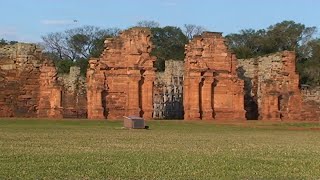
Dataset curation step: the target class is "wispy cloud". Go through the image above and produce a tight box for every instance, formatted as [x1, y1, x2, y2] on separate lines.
[41, 19, 76, 25]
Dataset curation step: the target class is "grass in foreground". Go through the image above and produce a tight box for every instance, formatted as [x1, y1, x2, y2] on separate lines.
[0, 119, 320, 179]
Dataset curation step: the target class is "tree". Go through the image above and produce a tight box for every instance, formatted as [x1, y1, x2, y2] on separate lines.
[136, 20, 160, 28]
[41, 26, 120, 75]
[151, 26, 188, 71]
[0, 38, 18, 46]
[183, 24, 206, 40]
[0, 38, 7, 46]
[226, 29, 266, 59]
[297, 39, 320, 86]
[266, 21, 316, 52]
[226, 20, 317, 59]
[42, 26, 120, 61]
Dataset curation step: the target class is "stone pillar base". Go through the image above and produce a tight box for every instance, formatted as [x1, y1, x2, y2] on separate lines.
[202, 110, 214, 120]
[187, 110, 201, 120]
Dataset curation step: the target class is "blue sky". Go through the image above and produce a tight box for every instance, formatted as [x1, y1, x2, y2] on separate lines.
[1, 0, 319, 42]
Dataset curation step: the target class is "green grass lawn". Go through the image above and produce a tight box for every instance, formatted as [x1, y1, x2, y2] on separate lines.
[0, 119, 320, 179]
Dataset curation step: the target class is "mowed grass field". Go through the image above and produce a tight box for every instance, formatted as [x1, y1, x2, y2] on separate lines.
[0, 119, 320, 179]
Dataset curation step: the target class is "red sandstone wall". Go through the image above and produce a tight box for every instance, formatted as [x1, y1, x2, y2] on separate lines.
[87, 28, 156, 120]
[0, 43, 62, 118]
[184, 32, 245, 120]
[38, 61, 62, 118]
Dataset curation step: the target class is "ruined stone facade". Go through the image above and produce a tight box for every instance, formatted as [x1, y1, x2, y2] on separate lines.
[184, 32, 245, 120]
[1, 31, 320, 122]
[57, 67, 87, 118]
[153, 60, 184, 119]
[300, 86, 320, 121]
[238, 51, 304, 121]
[87, 27, 156, 120]
[0, 43, 62, 118]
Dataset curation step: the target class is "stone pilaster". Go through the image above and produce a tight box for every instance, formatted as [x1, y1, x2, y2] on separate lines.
[201, 72, 214, 120]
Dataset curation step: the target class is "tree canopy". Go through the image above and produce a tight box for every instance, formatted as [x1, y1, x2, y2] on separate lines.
[226, 20, 319, 86]
[37, 20, 320, 86]
[41, 26, 120, 75]
[226, 20, 317, 59]
[150, 26, 188, 71]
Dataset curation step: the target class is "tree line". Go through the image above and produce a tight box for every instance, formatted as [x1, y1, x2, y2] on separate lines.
[39, 21, 204, 74]
[1, 20, 319, 86]
[225, 20, 319, 86]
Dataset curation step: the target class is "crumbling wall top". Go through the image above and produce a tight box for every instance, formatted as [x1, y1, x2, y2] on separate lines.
[0, 43, 42, 58]
[98, 27, 155, 69]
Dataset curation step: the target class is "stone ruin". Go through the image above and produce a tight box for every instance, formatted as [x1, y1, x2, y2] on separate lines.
[0, 43, 61, 118]
[184, 32, 245, 120]
[57, 67, 87, 118]
[300, 86, 320, 120]
[0, 43, 87, 118]
[153, 60, 184, 119]
[87, 27, 156, 120]
[238, 52, 320, 121]
[0, 29, 320, 121]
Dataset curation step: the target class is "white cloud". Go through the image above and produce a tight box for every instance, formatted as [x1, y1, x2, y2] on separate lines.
[41, 19, 76, 25]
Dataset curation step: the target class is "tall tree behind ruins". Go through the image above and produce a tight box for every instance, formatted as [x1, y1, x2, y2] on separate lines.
[226, 20, 319, 86]
[41, 26, 120, 75]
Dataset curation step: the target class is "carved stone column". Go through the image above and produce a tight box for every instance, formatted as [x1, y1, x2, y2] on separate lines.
[183, 77, 190, 119]
[49, 88, 63, 118]
[87, 72, 105, 120]
[142, 70, 155, 120]
[201, 72, 214, 120]
[187, 72, 202, 120]
[92, 89, 105, 119]
[232, 80, 246, 120]
[127, 70, 141, 116]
